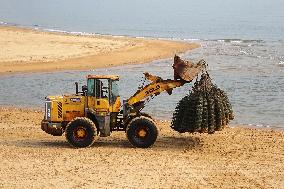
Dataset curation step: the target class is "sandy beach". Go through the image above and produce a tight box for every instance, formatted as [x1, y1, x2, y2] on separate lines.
[0, 26, 199, 75]
[0, 107, 283, 189]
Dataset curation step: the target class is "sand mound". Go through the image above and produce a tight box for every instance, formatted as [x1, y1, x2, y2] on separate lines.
[0, 26, 199, 75]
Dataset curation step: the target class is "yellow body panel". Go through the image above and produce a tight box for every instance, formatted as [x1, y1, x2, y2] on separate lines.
[49, 98, 64, 122]
[110, 96, 121, 113]
[87, 75, 119, 80]
[48, 95, 121, 123]
[48, 95, 85, 122]
[87, 97, 110, 112]
[87, 96, 121, 113]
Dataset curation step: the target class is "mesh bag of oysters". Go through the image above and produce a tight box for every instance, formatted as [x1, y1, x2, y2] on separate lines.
[171, 57, 234, 134]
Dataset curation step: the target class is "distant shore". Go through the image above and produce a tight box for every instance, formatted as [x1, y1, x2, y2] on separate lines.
[0, 26, 199, 75]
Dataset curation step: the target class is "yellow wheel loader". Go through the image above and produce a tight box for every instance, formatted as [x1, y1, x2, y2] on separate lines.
[41, 56, 205, 148]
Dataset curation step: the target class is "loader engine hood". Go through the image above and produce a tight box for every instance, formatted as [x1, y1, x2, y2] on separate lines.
[44, 95, 85, 122]
[44, 95, 64, 121]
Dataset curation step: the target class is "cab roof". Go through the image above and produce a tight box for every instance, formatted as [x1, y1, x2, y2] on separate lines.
[87, 75, 119, 80]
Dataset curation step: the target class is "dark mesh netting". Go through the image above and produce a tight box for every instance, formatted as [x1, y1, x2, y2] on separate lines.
[171, 72, 234, 134]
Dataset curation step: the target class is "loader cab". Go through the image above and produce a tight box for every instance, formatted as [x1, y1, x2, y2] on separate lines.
[86, 75, 121, 113]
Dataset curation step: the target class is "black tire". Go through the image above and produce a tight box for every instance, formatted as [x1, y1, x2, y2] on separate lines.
[126, 116, 158, 148]
[65, 117, 96, 148]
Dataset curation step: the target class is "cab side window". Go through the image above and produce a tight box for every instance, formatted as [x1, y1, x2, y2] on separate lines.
[87, 79, 95, 96]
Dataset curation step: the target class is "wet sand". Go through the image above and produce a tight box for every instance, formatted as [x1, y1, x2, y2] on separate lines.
[0, 26, 199, 75]
[0, 107, 283, 189]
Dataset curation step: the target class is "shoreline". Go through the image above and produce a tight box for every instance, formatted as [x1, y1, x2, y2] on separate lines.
[0, 26, 199, 75]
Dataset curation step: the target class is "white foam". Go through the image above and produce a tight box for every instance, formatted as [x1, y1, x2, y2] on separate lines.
[278, 61, 284, 66]
[182, 38, 200, 41]
[43, 28, 69, 33]
[247, 123, 272, 128]
[240, 50, 249, 55]
[155, 37, 200, 42]
[136, 36, 146, 39]
[0, 21, 8, 25]
[231, 40, 242, 44]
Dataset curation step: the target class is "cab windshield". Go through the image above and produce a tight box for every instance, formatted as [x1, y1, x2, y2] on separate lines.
[111, 80, 119, 102]
[87, 78, 109, 98]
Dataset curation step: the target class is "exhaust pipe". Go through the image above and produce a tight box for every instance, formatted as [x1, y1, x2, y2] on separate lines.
[75, 82, 79, 94]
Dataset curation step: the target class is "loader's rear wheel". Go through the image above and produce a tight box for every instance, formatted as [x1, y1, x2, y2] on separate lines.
[65, 117, 96, 148]
[126, 116, 158, 148]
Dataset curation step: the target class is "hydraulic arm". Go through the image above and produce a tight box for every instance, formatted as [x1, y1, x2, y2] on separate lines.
[125, 56, 205, 114]
[127, 56, 206, 105]
[127, 72, 186, 106]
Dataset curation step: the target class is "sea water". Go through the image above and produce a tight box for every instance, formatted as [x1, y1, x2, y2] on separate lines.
[0, 0, 283, 128]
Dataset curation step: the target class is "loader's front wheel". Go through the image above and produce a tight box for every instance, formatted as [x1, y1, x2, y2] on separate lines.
[126, 116, 158, 148]
[65, 117, 96, 148]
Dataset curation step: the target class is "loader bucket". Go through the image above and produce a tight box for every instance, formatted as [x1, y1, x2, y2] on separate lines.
[173, 55, 206, 82]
